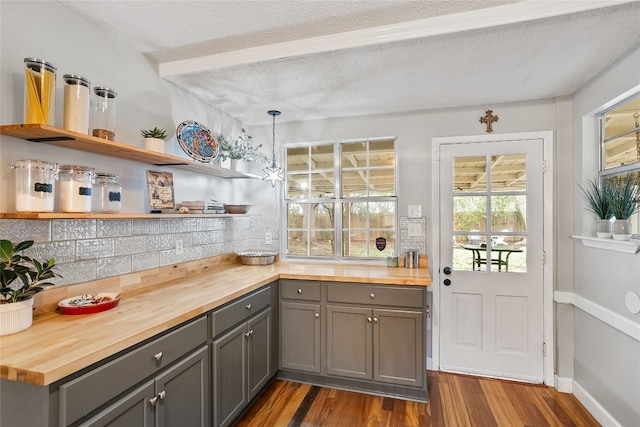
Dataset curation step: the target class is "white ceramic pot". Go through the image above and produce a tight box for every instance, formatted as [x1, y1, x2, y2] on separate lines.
[596, 219, 612, 238]
[0, 298, 34, 335]
[230, 159, 242, 171]
[612, 219, 632, 241]
[144, 137, 165, 153]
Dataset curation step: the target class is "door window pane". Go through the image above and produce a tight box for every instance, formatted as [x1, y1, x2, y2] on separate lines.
[453, 196, 487, 233]
[491, 195, 527, 232]
[490, 154, 526, 192]
[491, 235, 527, 273]
[454, 156, 486, 193]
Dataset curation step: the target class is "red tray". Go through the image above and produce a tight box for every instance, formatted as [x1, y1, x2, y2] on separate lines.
[58, 293, 120, 315]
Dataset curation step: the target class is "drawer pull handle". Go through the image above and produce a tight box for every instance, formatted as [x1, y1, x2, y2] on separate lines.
[245, 330, 254, 338]
[246, 303, 252, 310]
[154, 351, 163, 362]
[150, 396, 159, 407]
[367, 316, 372, 323]
[370, 293, 375, 299]
[297, 288, 302, 294]
[158, 390, 166, 401]
[315, 313, 320, 319]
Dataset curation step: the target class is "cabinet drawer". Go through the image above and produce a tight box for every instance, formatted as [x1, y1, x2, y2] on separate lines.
[211, 285, 271, 337]
[280, 279, 321, 302]
[59, 316, 207, 426]
[326, 283, 424, 308]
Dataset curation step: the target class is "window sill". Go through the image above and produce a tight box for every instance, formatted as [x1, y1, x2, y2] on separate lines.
[572, 235, 640, 254]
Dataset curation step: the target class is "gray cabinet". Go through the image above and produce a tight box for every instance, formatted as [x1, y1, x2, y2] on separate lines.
[280, 280, 321, 373]
[211, 283, 276, 427]
[79, 345, 209, 427]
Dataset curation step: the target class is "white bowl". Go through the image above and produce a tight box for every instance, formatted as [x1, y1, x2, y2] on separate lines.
[223, 204, 252, 214]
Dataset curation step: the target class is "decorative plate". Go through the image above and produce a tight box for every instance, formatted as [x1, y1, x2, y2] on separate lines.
[58, 293, 120, 315]
[176, 120, 219, 163]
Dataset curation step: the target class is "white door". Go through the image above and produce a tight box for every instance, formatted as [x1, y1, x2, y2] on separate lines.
[438, 137, 545, 382]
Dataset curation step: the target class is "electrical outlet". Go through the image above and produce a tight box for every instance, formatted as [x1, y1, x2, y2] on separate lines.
[265, 232, 272, 245]
[175, 239, 183, 255]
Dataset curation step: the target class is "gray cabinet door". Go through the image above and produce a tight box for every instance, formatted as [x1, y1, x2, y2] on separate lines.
[78, 381, 154, 427]
[213, 323, 247, 427]
[280, 301, 321, 373]
[155, 345, 209, 427]
[248, 309, 271, 401]
[374, 309, 424, 388]
[326, 305, 372, 380]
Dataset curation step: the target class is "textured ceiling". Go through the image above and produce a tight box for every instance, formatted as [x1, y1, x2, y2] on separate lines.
[59, 0, 640, 125]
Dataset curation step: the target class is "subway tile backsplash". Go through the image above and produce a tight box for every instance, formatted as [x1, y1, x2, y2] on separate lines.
[2, 216, 278, 289]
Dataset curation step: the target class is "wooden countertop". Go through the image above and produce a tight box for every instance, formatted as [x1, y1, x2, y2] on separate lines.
[0, 261, 430, 386]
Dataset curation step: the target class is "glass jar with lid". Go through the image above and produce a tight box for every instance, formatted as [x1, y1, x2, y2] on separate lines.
[63, 74, 91, 134]
[58, 165, 94, 213]
[24, 58, 57, 125]
[92, 173, 122, 213]
[90, 86, 117, 140]
[10, 159, 57, 212]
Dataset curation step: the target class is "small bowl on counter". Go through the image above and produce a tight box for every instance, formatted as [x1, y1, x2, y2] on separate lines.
[223, 204, 252, 214]
[236, 250, 279, 265]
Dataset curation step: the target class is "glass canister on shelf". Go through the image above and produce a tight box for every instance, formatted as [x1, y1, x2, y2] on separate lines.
[63, 74, 91, 134]
[24, 58, 57, 125]
[92, 173, 122, 213]
[58, 165, 94, 213]
[90, 86, 117, 141]
[10, 159, 57, 212]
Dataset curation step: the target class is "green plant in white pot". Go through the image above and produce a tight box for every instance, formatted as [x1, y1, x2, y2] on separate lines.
[217, 129, 268, 170]
[0, 240, 59, 335]
[141, 127, 167, 153]
[606, 174, 640, 241]
[579, 178, 614, 238]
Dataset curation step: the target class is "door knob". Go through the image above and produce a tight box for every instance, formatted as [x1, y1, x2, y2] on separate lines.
[443, 266, 452, 275]
[443, 279, 452, 286]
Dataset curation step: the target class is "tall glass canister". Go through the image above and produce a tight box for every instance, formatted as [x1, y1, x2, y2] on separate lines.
[91, 86, 117, 140]
[10, 160, 57, 212]
[24, 58, 57, 125]
[58, 165, 94, 213]
[63, 74, 91, 134]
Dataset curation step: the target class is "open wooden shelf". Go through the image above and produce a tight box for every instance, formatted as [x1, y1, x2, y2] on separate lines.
[0, 123, 259, 179]
[0, 212, 250, 219]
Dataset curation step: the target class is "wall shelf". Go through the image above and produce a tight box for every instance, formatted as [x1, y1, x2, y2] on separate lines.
[0, 123, 259, 179]
[572, 235, 640, 254]
[0, 212, 251, 219]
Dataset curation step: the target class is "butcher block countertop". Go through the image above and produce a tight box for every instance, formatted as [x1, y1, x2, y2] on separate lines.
[0, 260, 431, 386]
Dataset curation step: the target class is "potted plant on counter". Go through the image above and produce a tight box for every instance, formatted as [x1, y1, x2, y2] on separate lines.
[141, 127, 168, 153]
[217, 129, 269, 171]
[606, 173, 640, 241]
[579, 178, 613, 238]
[0, 239, 59, 335]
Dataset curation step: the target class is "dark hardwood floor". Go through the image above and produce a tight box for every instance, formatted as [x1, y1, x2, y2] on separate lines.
[236, 371, 600, 426]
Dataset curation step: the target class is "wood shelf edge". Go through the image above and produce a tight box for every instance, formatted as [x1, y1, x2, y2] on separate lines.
[571, 235, 640, 254]
[0, 213, 256, 219]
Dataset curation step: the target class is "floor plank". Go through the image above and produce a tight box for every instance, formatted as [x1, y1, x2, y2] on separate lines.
[236, 371, 601, 427]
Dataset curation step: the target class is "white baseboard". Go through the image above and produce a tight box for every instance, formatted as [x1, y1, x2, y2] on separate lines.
[554, 375, 573, 393]
[573, 380, 622, 427]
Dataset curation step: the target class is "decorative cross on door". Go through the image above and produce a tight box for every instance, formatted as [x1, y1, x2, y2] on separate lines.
[480, 110, 499, 133]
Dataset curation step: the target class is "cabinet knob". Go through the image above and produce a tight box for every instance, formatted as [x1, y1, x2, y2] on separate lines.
[367, 316, 372, 323]
[154, 351, 163, 362]
[149, 396, 159, 407]
[246, 303, 252, 310]
[373, 317, 379, 323]
[370, 293, 375, 299]
[245, 330, 254, 338]
[315, 313, 320, 319]
[297, 288, 302, 294]
[158, 390, 166, 401]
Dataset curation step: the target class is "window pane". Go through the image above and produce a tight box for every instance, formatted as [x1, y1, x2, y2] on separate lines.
[491, 235, 527, 273]
[343, 202, 367, 227]
[287, 203, 305, 228]
[342, 170, 367, 197]
[491, 195, 527, 232]
[342, 230, 368, 257]
[369, 201, 396, 228]
[453, 196, 487, 233]
[490, 154, 526, 192]
[369, 168, 395, 196]
[454, 156, 486, 193]
[369, 140, 395, 167]
[311, 144, 334, 170]
[342, 142, 367, 168]
[368, 232, 395, 257]
[603, 95, 640, 169]
[311, 172, 335, 198]
[310, 230, 335, 256]
[287, 230, 307, 255]
[287, 173, 309, 199]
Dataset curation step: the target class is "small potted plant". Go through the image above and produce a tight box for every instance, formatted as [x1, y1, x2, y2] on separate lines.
[579, 178, 613, 238]
[606, 174, 640, 241]
[141, 127, 168, 153]
[1, 239, 59, 335]
[217, 129, 269, 170]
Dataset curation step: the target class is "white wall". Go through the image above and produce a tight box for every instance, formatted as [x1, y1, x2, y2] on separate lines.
[570, 44, 640, 426]
[0, 1, 275, 215]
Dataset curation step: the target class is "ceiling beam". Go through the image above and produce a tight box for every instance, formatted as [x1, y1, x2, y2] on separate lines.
[157, 1, 633, 77]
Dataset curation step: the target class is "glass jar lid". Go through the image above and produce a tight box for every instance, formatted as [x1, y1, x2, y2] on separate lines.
[63, 74, 90, 87]
[10, 159, 57, 170]
[24, 57, 57, 74]
[95, 172, 118, 181]
[93, 86, 117, 98]
[59, 165, 95, 175]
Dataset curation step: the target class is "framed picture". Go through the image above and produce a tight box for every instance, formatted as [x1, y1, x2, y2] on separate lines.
[146, 170, 175, 209]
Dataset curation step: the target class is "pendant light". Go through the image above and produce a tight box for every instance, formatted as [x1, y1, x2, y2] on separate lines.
[262, 110, 285, 187]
